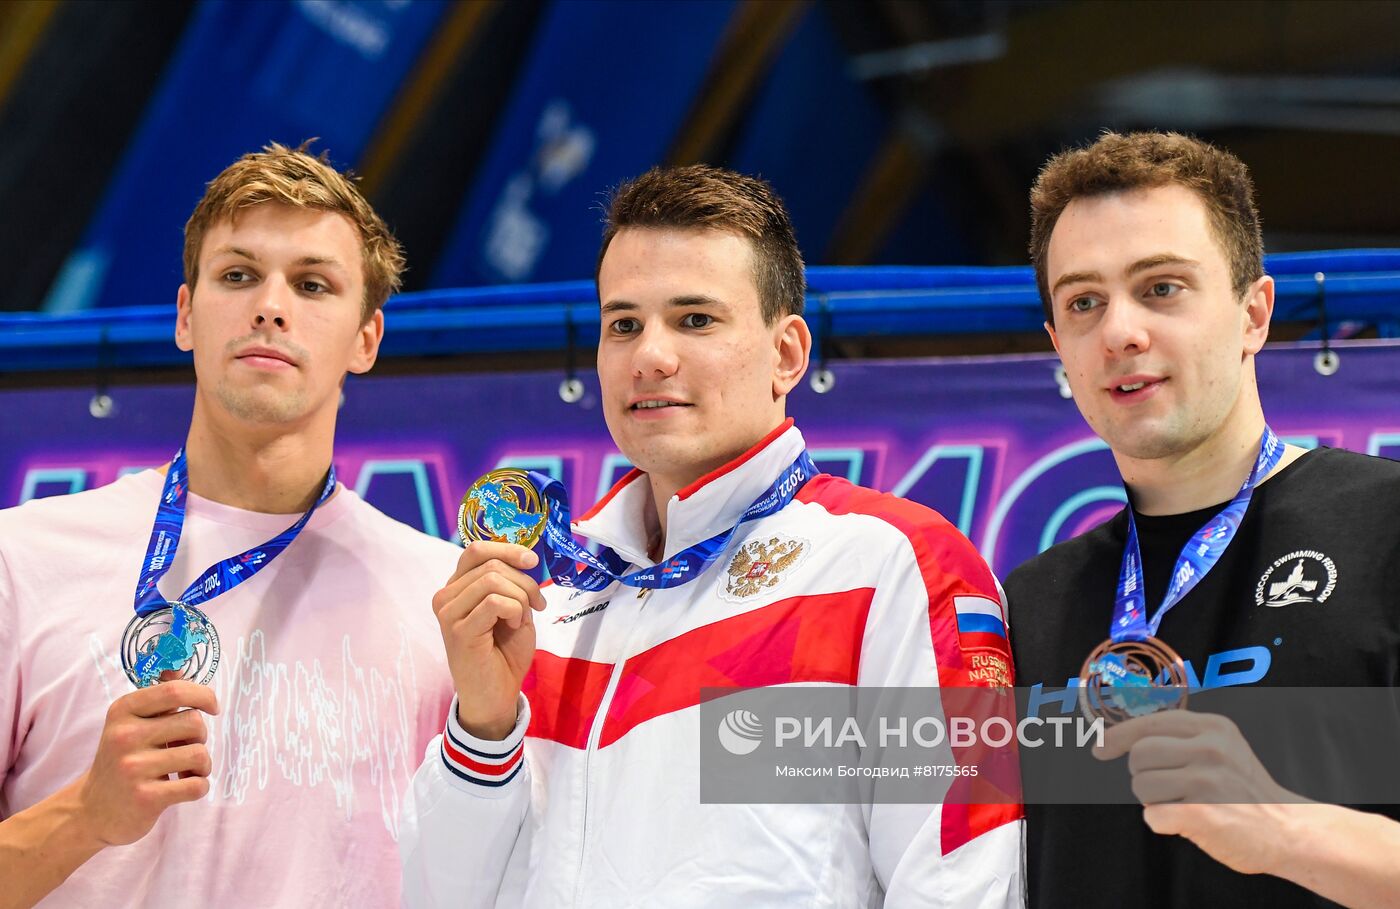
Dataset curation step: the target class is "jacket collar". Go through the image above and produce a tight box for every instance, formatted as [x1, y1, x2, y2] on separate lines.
[574, 419, 804, 566]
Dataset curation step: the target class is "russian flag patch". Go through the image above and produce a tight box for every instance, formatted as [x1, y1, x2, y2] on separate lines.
[954, 595, 1007, 639]
[953, 595, 1013, 687]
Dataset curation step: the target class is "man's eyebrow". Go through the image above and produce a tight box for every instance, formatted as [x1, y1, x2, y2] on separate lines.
[1051, 270, 1100, 297]
[1126, 253, 1201, 276]
[210, 245, 258, 262]
[205, 249, 346, 271]
[1050, 255, 1203, 297]
[293, 255, 345, 270]
[599, 295, 731, 314]
[669, 294, 728, 310]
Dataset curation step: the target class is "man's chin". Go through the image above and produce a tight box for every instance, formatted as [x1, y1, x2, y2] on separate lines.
[614, 438, 680, 472]
[615, 434, 712, 476]
[1108, 425, 1196, 461]
[214, 385, 310, 425]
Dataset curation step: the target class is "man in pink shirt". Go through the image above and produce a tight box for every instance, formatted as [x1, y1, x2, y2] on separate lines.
[0, 144, 459, 907]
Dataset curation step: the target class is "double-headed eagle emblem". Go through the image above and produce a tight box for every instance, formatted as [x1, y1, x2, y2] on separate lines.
[726, 536, 806, 599]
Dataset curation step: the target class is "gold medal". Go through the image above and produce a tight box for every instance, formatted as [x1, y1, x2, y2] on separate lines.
[1078, 635, 1189, 724]
[458, 469, 548, 548]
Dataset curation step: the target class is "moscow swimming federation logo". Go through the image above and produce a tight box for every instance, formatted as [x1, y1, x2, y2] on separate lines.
[1256, 550, 1337, 608]
[717, 708, 765, 755]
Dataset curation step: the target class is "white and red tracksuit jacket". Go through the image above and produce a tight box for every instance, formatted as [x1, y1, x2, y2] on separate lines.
[401, 421, 1023, 907]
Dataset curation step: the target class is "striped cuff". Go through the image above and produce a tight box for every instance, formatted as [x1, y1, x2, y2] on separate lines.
[439, 693, 529, 788]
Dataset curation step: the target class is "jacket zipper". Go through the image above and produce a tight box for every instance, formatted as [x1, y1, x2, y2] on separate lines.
[571, 586, 653, 904]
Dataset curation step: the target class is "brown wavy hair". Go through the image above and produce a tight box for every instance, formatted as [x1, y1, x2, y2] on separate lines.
[1030, 131, 1263, 324]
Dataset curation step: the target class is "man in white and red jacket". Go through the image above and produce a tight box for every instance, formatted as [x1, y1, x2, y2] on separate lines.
[401, 165, 1023, 908]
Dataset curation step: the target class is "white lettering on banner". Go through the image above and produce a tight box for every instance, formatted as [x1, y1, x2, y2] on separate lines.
[87, 626, 427, 839]
[295, 0, 390, 58]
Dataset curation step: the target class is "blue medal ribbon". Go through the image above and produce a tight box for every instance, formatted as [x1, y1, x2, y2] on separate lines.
[527, 450, 817, 592]
[1112, 426, 1284, 642]
[133, 448, 336, 617]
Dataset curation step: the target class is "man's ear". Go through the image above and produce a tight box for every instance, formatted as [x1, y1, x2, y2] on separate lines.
[1045, 319, 1061, 355]
[771, 313, 812, 399]
[175, 284, 195, 352]
[348, 308, 385, 375]
[1241, 274, 1274, 357]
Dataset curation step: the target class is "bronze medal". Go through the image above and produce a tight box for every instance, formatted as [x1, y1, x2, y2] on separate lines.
[1078, 635, 1189, 724]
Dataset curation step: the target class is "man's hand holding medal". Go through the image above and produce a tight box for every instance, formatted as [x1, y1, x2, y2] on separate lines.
[435, 470, 550, 741]
[1093, 708, 1298, 876]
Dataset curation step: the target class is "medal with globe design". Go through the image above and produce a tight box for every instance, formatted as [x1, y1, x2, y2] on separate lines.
[458, 469, 549, 548]
[122, 602, 221, 688]
[122, 447, 335, 689]
[1078, 636, 1189, 724]
[1079, 428, 1284, 724]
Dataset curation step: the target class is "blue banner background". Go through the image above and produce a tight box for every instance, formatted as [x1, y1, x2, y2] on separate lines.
[430, 0, 736, 287]
[46, 0, 445, 314]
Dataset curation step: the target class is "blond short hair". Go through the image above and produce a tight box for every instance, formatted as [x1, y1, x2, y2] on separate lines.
[183, 141, 404, 321]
